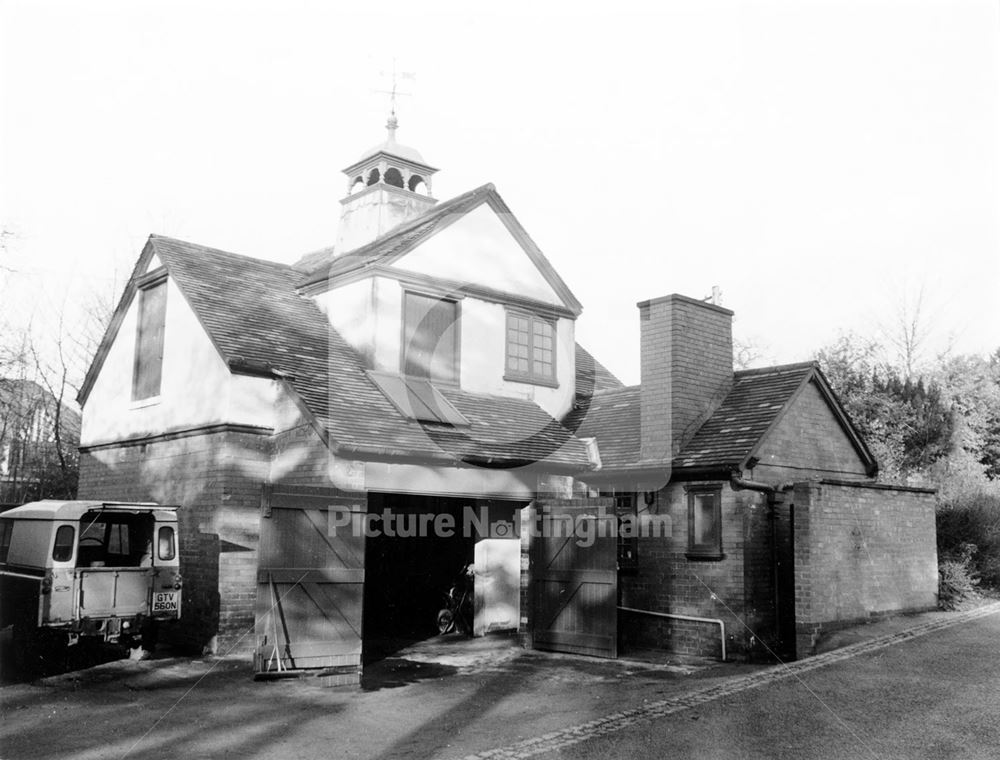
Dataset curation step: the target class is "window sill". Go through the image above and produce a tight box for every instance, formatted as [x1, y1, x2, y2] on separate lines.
[130, 396, 162, 410]
[685, 552, 726, 562]
[503, 374, 559, 390]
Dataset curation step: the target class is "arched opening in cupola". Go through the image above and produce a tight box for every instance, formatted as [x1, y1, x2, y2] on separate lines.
[408, 175, 426, 193]
[384, 167, 405, 188]
[366, 168, 381, 186]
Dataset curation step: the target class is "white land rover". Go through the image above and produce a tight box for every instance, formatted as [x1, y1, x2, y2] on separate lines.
[0, 500, 182, 675]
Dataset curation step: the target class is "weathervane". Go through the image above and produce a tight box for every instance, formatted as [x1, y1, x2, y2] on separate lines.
[375, 59, 415, 135]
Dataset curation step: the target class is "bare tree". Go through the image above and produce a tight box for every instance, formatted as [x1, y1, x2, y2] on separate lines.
[29, 313, 74, 498]
[879, 281, 957, 381]
[0, 269, 114, 503]
[733, 335, 772, 371]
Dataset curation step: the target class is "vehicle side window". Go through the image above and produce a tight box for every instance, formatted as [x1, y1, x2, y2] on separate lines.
[0, 519, 12, 563]
[53, 525, 75, 562]
[158, 526, 175, 561]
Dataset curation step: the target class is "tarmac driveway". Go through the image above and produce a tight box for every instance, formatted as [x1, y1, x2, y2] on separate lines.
[554, 608, 1000, 760]
[2, 604, 999, 760]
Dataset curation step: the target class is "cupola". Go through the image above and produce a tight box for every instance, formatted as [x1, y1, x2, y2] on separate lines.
[334, 113, 439, 255]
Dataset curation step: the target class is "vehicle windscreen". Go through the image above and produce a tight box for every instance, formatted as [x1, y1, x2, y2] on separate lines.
[77, 511, 156, 568]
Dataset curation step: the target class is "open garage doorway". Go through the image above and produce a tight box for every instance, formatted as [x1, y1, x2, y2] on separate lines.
[362, 493, 526, 664]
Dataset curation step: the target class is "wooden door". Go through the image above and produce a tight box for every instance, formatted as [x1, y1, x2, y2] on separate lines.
[254, 487, 366, 684]
[532, 501, 617, 658]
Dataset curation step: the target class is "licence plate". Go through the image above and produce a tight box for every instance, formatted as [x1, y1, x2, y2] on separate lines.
[152, 591, 179, 613]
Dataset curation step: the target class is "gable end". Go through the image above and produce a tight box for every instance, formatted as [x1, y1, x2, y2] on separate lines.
[746, 367, 877, 478]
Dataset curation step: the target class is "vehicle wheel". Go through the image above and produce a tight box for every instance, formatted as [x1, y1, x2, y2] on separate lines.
[437, 609, 454, 634]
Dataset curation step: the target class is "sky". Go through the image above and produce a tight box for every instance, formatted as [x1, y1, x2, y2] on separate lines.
[1, 0, 998, 389]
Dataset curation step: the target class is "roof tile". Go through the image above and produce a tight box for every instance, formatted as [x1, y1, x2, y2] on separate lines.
[571, 363, 816, 472]
[149, 235, 591, 468]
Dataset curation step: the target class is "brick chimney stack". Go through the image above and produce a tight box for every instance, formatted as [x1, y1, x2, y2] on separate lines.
[638, 294, 734, 465]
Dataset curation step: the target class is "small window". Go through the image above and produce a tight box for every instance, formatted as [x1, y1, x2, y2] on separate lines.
[132, 278, 168, 401]
[0, 519, 13, 563]
[53, 525, 75, 562]
[505, 311, 556, 386]
[686, 486, 723, 560]
[614, 493, 639, 574]
[158, 526, 176, 561]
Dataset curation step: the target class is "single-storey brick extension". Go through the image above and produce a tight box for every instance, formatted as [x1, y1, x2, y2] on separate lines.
[77, 117, 938, 682]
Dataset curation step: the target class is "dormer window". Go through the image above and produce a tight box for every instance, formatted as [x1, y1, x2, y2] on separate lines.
[132, 273, 167, 401]
[402, 291, 459, 385]
[505, 310, 557, 387]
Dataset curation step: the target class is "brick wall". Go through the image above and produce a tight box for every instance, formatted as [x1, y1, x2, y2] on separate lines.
[753, 381, 870, 482]
[269, 423, 335, 488]
[792, 479, 938, 656]
[638, 294, 733, 463]
[78, 427, 271, 652]
[618, 482, 767, 660]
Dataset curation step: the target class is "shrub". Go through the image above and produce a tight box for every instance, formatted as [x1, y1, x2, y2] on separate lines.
[937, 489, 1000, 589]
[937, 543, 980, 610]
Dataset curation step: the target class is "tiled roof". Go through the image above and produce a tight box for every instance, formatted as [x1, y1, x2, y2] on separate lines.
[571, 363, 818, 473]
[567, 385, 640, 469]
[673, 363, 815, 470]
[574, 345, 624, 395]
[148, 235, 591, 468]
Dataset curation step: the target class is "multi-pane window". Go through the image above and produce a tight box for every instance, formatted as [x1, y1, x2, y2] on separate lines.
[505, 311, 556, 385]
[686, 486, 723, 559]
[132, 278, 167, 400]
[402, 292, 459, 385]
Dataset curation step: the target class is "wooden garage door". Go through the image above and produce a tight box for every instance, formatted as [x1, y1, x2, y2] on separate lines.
[254, 486, 365, 682]
[532, 501, 617, 658]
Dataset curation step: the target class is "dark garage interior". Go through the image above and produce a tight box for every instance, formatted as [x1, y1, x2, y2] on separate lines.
[362, 493, 477, 662]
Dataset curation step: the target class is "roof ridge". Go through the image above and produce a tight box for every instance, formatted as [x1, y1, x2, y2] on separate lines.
[734, 360, 817, 378]
[591, 384, 640, 396]
[149, 234, 296, 271]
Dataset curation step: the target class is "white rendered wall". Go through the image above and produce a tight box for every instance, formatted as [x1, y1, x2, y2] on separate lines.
[81, 276, 280, 445]
[319, 275, 574, 418]
[313, 277, 376, 367]
[394, 204, 563, 305]
[459, 298, 575, 418]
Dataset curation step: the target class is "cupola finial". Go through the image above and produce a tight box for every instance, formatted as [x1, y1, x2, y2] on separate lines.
[386, 109, 399, 141]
